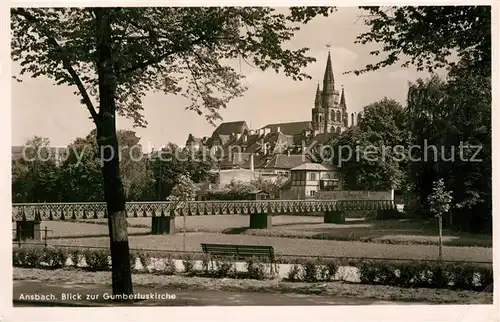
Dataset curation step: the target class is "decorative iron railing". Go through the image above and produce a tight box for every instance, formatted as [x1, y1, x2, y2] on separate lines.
[12, 199, 395, 221]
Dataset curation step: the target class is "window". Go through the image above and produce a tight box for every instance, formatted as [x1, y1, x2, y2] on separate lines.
[309, 190, 316, 197]
[336, 110, 341, 122]
[309, 172, 317, 181]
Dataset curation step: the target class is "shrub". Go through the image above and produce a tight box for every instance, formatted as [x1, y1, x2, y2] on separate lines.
[356, 260, 492, 291]
[182, 254, 196, 273]
[129, 252, 138, 271]
[287, 263, 302, 281]
[42, 247, 68, 269]
[319, 260, 338, 281]
[451, 263, 476, 290]
[24, 246, 45, 268]
[214, 256, 235, 278]
[201, 255, 210, 274]
[245, 257, 267, 280]
[164, 258, 176, 275]
[476, 266, 493, 291]
[425, 262, 451, 288]
[395, 262, 422, 287]
[376, 262, 398, 285]
[358, 261, 378, 284]
[301, 260, 320, 282]
[83, 249, 110, 271]
[13, 247, 27, 266]
[69, 249, 81, 267]
[138, 252, 152, 271]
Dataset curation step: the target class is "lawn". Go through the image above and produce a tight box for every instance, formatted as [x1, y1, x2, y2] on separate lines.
[42, 231, 492, 262]
[73, 215, 492, 247]
[12, 215, 492, 262]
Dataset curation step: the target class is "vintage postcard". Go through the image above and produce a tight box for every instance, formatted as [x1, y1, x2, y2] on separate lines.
[2, 2, 498, 322]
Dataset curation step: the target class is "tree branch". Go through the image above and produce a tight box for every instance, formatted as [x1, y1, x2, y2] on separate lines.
[120, 34, 210, 75]
[12, 8, 99, 124]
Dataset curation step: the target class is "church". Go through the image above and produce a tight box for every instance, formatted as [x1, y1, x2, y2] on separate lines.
[186, 51, 363, 168]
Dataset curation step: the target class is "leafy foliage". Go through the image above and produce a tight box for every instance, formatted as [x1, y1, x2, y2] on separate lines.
[12, 137, 64, 202]
[353, 6, 491, 76]
[208, 177, 284, 200]
[406, 66, 491, 232]
[167, 174, 198, 203]
[330, 98, 408, 190]
[149, 143, 213, 200]
[357, 260, 492, 291]
[427, 179, 453, 218]
[12, 131, 156, 202]
[11, 7, 336, 127]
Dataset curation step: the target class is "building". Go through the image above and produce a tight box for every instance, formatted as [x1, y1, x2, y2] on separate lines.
[184, 51, 363, 160]
[279, 163, 342, 200]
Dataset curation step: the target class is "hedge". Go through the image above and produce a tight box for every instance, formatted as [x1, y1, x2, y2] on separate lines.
[12, 246, 492, 292]
[357, 261, 493, 292]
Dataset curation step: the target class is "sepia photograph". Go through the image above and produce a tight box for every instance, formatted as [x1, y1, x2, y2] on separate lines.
[4, 3, 496, 317]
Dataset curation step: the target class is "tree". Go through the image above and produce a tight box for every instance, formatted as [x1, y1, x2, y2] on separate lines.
[427, 178, 453, 261]
[352, 6, 491, 76]
[406, 67, 491, 232]
[150, 143, 213, 200]
[167, 174, 198, 251]
[59, 133, 105, 202]
[59, 130, 153, 202]
[330, 98, 408, 190]
[251, 176, 286, 199]
[12, 137, 62, 202]
[11, 7, 335, 296]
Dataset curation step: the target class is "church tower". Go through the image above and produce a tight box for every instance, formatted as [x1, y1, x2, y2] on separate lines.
[311, 83, 324, 133]
[312, 51, 346, 134]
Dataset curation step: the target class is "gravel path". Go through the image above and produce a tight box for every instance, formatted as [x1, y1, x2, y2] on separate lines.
[13, 268, 492, 304]
[46, 232, 492, 262]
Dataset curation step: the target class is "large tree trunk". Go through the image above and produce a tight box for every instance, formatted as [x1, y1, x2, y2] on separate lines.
[95, 8, 133, 298]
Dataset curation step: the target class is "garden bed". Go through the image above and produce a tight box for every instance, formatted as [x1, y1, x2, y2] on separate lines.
[13, 246, 493, 293]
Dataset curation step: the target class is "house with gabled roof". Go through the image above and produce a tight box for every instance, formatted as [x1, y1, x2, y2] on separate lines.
[279, 162, 342, 200]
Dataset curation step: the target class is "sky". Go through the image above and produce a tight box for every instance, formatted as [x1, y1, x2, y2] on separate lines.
[11, 7, 435, 151]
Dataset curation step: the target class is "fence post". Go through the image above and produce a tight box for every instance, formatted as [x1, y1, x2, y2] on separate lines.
[44, 227, 48, 248]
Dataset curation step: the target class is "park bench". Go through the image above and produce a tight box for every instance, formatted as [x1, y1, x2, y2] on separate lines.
[200, 243, 278, 274]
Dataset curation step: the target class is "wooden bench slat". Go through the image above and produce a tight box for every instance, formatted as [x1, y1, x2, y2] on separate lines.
[201, 243, 275, 262]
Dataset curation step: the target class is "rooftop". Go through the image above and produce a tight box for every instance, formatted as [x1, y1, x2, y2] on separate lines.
[290, 163, 336, 171]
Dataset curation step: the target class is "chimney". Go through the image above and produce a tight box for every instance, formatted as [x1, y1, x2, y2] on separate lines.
[250, 154, 254, 171]
[276, 126, 281, 133]
[351, 113, 354, 127]
[264, 128, 271, 135]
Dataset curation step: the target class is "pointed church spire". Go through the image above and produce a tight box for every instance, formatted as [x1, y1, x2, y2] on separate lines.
[314, 82, 321, 108]
[323, 51, 335, 93]
[340, 86, 346, 107]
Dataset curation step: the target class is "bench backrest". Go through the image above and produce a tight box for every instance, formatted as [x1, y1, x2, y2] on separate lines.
[201, 243, 275, 260]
